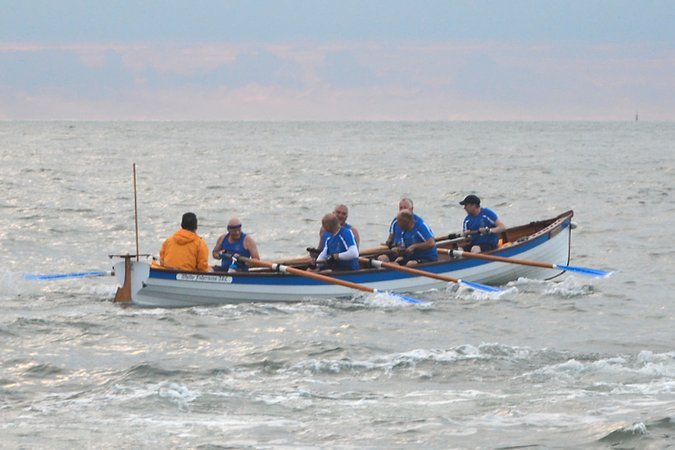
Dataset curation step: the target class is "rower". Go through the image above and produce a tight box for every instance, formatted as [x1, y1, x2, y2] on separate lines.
[212, 218, 260, 272]
[313, 213, 359, 272]
[459, 194, 506, 253]
[159, 212, 210, 272]
[378, 209, 437, 266]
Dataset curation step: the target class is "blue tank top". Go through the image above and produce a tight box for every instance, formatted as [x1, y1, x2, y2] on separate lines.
[220, 233, 251, 271]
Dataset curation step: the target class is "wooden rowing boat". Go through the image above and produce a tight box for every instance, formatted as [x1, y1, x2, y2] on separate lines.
[112, 210, 574, 307]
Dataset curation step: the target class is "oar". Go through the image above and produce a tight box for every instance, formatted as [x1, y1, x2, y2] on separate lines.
[441, 249, 612, 278]
[23, 270, 113, 281]
[231, 254, 425, 304]
[273, 232, 467, 265]
[359, 257, 501, 292]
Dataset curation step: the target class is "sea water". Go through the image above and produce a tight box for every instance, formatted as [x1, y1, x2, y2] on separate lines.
[0, 121, 674, 448]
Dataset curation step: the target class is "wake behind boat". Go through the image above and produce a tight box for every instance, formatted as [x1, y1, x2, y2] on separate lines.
[111, 210, 575, 308]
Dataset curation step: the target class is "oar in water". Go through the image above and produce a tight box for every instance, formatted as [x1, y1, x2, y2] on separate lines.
[231, 254, 426, 304]
[23, 270, 113, 281]
[441, 248, 612, 278]
[359, 257, 501, 292]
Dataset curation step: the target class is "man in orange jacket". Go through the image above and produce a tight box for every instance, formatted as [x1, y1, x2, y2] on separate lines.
[159, 212, 210, 272]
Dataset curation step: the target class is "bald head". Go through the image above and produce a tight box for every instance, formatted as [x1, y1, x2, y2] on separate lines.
[333, 204, 349, 225]
[227, 218, 243, 239]
[322, 213, 340, 234]
[399, 198, 413, 211]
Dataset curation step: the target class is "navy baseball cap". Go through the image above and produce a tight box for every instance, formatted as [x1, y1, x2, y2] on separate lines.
[459, 194, 481, 205]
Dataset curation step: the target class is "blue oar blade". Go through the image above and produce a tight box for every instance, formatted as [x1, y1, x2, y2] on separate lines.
[393, 293, 426, 304]
[459, 279, 502, 292]
[24, 271, 108, 281]
[556, 264, 613, 278]
[374, 289, 426, 304]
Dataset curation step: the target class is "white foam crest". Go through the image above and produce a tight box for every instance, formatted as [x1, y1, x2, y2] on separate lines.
[476, 342, 535, 359]
[403, 388, 492, 403]
[608, 380, 675, 396]
[157, 382, 199, 412]
[256, 389, 314, 407]
[621, 422, 648, 435]
[446, 282, 518, 302]
[287, 343, 533, 375]
[362, 291, 427, 307]
[523, 351, 675, 387]
[476, 409, 605, 431]
[114, 307, 170, 317]
[505, 277, 549, 291]
[524, 357, 626, 380]
[505, 276, 594, 298]
[543, 276, 594, 298]
[636, 350, 675, 365]
[106, 381, 200, 412]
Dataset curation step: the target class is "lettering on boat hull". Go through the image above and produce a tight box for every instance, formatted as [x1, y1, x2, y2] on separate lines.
[176, 273, 233, 283]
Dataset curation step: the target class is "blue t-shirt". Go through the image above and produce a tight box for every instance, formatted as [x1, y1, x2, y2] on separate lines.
[220, 232, 251, 271]
[323, 227, 359, 270]
[463, 207, 500, 247]
[389, 213, 422, 235]
[321, 223, 353, 249]
[393, 216, 438, 261]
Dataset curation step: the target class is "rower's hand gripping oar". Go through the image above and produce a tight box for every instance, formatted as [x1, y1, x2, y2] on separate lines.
[229, 254, 426, 304]
[360, 257, 501, 293]
[443, 249, 613, 278]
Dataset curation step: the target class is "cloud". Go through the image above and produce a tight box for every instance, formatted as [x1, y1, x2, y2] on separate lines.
[0, 40, 674, 120]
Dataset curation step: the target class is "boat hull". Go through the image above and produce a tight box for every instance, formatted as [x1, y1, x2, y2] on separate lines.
[114, 211, 573, 307]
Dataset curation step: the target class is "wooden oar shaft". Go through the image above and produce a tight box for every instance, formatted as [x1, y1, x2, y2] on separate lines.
[442, 248, 555, 270]
[272, 233, 467, 265]
[359, 257, 462, 284]
[238, 255, 377, 295]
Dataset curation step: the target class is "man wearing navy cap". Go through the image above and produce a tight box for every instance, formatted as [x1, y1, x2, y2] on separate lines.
[459, 195, 506, 253]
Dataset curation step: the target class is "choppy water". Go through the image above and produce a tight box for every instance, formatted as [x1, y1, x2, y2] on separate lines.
[1, 121, 674, 449]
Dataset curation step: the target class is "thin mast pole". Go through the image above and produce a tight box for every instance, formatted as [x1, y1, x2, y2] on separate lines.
[133, 163, 140, 261]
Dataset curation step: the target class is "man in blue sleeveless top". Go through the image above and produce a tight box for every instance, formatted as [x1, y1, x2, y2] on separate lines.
[316, 204, 360, 251]
[379, 209, 437, 266]
[212, 217, 260, 271]
[459, 194, 506, 253]
[315, 213, 359, 271]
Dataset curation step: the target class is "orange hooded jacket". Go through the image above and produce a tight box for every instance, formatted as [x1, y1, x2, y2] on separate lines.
[159, 229, 210, 272]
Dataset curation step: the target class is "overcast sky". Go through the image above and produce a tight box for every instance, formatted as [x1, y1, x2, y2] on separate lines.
[1, 0, 673, 120]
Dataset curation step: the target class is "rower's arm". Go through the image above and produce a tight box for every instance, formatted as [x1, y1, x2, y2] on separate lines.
[212, 235, 225, 259]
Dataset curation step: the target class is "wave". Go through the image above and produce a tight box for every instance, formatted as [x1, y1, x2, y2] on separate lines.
[519, 350, 675, 396]
[0, 270, 117, 302]
[282, 343, 536, 377]
[505, 276, 596, 298]
[597, 417, 674, 447]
